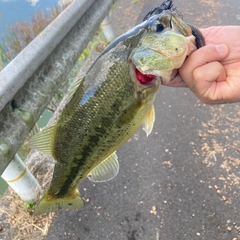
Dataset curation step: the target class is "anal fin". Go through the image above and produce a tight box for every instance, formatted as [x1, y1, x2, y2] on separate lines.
[88, 152, 119, 182]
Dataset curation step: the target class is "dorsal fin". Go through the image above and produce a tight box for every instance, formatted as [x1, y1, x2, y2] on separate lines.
[143, 105, 155, 137]
[66, 76, 85, 104]
[28, 124, 56, 157]
[88, 152, 119, 182]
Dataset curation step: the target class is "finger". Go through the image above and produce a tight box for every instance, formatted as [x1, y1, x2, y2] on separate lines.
[161, 74, 187, 87]
[194, 61, 226, 84]
[191, 61, 227, 103]
[179, 44, 229, 89]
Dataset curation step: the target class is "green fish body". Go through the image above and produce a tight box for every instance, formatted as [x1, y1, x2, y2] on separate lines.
[30, 8, 203, 215]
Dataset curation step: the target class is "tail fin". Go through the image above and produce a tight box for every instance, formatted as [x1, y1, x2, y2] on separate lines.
[33, 189, 84, 215]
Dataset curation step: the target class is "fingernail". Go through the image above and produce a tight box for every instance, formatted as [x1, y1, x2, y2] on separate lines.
[216, 44, 228, 55]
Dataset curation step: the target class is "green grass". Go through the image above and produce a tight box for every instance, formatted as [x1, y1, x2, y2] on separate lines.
[23, 200, 36, 211]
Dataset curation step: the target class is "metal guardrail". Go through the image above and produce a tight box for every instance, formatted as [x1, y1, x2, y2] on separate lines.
[0, 0, 115, 175]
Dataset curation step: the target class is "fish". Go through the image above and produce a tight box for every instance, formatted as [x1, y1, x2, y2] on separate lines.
[29, 0, 204, 215]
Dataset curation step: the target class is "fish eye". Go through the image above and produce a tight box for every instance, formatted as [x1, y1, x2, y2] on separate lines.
[149, 17, 165, 32]
[151, 21, 165, 32]
[155, 23, 164, 32]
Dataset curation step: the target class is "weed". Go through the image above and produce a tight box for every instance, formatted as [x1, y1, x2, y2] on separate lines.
[24, 200, 36, 212]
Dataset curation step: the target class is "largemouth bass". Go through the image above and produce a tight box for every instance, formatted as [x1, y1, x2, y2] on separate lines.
[30, 0, 204, 215]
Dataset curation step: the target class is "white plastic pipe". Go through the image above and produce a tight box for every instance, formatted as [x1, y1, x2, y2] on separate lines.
[1, 154, 42, 202]
[101, 15, 115, 42]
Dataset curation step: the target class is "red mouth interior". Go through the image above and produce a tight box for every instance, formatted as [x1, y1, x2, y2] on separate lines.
[135, 68, 155, 84]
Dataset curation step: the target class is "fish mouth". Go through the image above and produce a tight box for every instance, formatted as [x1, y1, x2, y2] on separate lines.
[133, 63, 176, 86]
[134, 65, 179, 85]
[130, 63, 160, 88]
[135, 67, 157, 84]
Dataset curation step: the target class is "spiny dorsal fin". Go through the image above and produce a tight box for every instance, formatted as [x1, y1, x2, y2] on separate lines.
[28, 124, 56, 157]
[143, 105, 155, 137]
[66, 76, 85, 104]
[88, 152, 119, 182]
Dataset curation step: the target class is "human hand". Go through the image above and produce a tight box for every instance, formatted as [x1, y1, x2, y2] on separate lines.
[163, 26, 240, 104]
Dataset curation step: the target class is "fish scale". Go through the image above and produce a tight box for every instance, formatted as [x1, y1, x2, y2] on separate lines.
[52, 61, 155, 198]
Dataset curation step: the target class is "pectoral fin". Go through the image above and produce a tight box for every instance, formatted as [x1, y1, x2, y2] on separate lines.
[143, 105, 155, 137]
[88, 152, 119, 182]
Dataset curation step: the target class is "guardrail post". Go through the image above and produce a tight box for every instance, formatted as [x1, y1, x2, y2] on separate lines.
[1, 154, 42, 202]
[101, 14, 115, 42]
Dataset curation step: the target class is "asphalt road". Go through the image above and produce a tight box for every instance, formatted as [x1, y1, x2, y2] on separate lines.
[46, 0, 240, 239]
